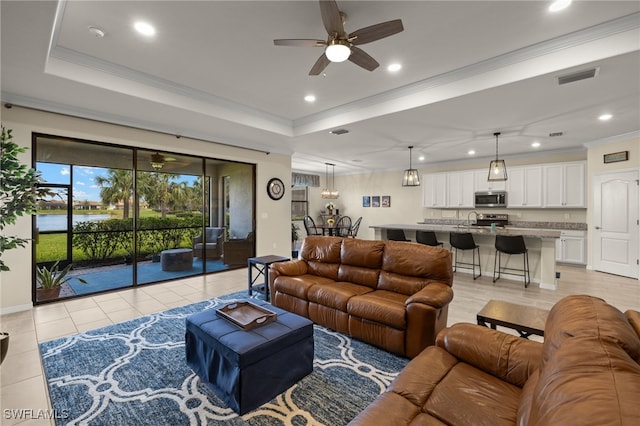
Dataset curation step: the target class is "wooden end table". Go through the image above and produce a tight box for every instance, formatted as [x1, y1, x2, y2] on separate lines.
[477, 300, 549, 339]
[247, 255, 290, 301]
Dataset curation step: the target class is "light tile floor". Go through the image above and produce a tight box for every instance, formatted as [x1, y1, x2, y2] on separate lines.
[0, 266, 638, 425]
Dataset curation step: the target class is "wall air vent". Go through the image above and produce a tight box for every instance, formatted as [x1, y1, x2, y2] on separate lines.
[329, 129, 349, 135]
[557, 67, 599, 85]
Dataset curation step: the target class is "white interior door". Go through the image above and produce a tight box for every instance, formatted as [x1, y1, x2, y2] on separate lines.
[592, 170, 639, 279]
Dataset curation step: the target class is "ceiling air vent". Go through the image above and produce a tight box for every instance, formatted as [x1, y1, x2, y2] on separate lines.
[557, 67, 599, 85]
[330, 129, 349, 135]
[549, 132, 564, 137]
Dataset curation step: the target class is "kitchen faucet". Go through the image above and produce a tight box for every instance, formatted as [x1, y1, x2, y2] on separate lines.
[467, 211, 479, 228]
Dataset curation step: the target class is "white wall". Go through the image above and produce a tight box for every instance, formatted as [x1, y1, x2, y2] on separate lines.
[0, 107, 292, 313]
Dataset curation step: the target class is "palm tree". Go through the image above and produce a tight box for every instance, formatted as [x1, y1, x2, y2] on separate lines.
[95, 169, 133, 219]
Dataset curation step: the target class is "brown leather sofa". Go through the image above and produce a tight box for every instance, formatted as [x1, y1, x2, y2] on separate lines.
[269, 236, 454, 358]
[350, 295, 640, 426]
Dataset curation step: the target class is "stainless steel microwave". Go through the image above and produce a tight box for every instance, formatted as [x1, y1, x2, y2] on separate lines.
[474, 191, 507, 208]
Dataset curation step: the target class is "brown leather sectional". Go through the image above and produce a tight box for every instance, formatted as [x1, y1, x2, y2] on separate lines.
[269, 236, 454, 358]
[350, 295, 640, 425]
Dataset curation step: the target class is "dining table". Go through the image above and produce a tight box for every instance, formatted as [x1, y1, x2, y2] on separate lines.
[318, 224, 349, 237]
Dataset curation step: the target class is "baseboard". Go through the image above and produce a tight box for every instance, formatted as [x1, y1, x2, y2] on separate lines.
[0, 303, 33, 316]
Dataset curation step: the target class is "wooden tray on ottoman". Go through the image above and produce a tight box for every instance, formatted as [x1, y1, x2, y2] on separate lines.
[216, 301, 277, 331]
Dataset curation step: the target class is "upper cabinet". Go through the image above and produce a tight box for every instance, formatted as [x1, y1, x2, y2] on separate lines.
[506, 166, 542, 208]
[423, 161, 586, 210]
[423, 173, 447, 208]
[447, 171, 475, 208]
[543, 161, 586, 208]
[473, 169, 506, 192]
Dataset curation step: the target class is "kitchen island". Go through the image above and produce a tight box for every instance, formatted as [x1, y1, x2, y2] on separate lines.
[370, 224, 561, 289]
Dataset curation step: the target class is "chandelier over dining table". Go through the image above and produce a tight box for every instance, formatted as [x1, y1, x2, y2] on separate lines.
[321, 163, 339, 199]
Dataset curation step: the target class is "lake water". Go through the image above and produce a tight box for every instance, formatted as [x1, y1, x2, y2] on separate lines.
[37, 214, 113, 231]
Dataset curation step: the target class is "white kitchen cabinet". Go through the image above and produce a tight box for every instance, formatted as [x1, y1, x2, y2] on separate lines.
[474, 169, 506, 192]
[446, 171, 475, 208]
[506, 166, 542, 208]
[543, 162, 586, 208]
[555, 230, 586, 265]
[423, 173, 447, 208]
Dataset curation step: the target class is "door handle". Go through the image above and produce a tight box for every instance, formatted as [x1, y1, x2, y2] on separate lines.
[595, 226, 601, 230]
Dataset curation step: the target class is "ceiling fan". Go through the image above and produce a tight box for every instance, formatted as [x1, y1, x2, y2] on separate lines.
[149, 152, 177, 171]
[274, 0, 404, 75]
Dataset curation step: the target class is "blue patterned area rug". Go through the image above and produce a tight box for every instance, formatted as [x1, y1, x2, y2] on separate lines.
[39, 291, 409, 425]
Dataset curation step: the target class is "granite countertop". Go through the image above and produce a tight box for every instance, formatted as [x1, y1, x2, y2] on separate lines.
[416, 219, 587, 231]
[370, 223, 562, 239]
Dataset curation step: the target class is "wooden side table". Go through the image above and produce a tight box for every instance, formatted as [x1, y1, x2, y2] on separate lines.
[247, 255, 290, 301]
[477, 299, 549, 339]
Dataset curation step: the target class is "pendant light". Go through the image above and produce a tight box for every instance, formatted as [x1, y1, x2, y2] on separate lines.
[150, 152, 165, 171]
[487, 132, 508, 182]
[402, 146, 420, 187]
[321, 163, 339, 199]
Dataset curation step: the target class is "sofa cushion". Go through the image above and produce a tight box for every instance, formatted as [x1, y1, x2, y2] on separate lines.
[542, 295, 640, 367]
[307, 282, 372, 311]
[300, 236, 342, 280]
[378, 242, 453, 295]
[273, 274, 335, 300]
[524, 295, 640, 426]
[347, 290, 408, 329]
[341, 238, 385, 266]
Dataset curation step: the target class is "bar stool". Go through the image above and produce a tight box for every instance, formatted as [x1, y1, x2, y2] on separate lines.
[493, 235, 530, 288]
[449, 232, 481, 279]
[387, 229, 410, 241]
[416, 230, 443, 247]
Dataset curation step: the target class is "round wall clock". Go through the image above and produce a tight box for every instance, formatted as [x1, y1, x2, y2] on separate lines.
[267, 178, 285, 200]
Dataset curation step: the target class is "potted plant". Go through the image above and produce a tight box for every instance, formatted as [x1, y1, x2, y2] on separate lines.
[36, 261, 87, 301]
[291, 223, 300, 258]
[1, 125, 40, 364]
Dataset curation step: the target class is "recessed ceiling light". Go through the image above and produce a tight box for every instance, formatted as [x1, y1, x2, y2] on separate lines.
[304, 95, 316, 103]
[387, 63, 402, 72]
[88, 26, 105, 38]
[599, 113, 613, 121]
[418, 155, 425, 161]
[467, 150, 476, 155]
[134, 21, 156, 37]
[549, 0, 572, 12]
[532, 142, 541, 148]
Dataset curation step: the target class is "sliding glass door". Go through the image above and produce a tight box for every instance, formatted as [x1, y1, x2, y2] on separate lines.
[33, 134, 256, 304]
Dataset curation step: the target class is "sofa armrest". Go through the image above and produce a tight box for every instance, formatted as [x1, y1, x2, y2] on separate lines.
[436, 323, 542, 387]
[406, 282, 454, 309]
[271, 259, 308, 277]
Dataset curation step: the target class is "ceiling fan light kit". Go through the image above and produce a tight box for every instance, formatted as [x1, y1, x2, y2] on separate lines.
[402, 146, 420, 187]
[487, 132, 508, 182]
[325, 40, 351, 62]
[150, 152, 165, 170]
[274, 0, 403, 75]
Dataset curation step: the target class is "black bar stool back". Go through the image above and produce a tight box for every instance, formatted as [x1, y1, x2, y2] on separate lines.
[387, 229, 410, 241]
[493, 235, 530, 287]
[416, 230, 443, 247]
[449, 232, 481, 279]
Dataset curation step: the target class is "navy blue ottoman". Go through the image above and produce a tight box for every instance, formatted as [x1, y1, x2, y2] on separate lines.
[185, 300, 314, 415]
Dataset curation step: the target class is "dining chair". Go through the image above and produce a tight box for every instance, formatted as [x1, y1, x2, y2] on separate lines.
[303, 215, 321, 236]
[348, 217, 362, 238]
[334, 216, 352, 237]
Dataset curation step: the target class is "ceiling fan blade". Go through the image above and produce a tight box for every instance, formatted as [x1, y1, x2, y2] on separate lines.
[349, 19, 404, 45]
[274, 39, 326, 47]
[309, 53, 331, 75]
[319, 0, 344, 35]
[348, 46, 379, 71]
